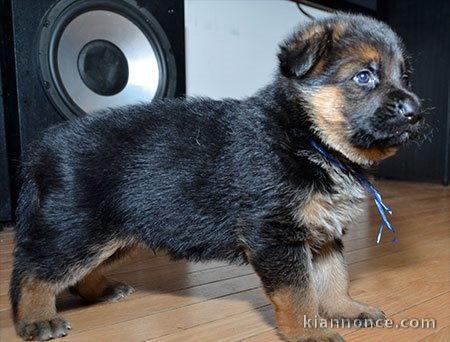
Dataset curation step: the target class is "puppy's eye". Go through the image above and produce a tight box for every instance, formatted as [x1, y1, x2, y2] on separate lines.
[354, 70, 372, 84]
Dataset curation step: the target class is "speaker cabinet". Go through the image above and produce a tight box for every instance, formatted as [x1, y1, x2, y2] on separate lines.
[9, 0, 185, 151]
[0, 62, 13, 224]
[1, 5, 13, 224]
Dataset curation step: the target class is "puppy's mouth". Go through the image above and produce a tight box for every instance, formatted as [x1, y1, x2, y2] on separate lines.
[349, 118, 426, 150]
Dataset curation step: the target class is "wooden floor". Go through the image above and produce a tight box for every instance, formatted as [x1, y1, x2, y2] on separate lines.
[0, 180, 449, 342]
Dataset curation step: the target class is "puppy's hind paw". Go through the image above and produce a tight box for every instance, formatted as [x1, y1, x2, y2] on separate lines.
[100, 281, 135, 302]
[16, 316, 71, 341]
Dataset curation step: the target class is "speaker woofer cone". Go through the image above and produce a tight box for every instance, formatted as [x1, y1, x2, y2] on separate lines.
[39, 0, 177, 118]
[77, 40, 129, 96]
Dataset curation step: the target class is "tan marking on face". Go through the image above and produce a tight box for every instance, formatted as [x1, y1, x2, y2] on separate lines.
[308, 85, 347, 146]
[309, 85, 346, 124]
[355, 146, 398, 161]
[337, 43, 381, 64]
[336, 62, 358, 80]
[308, 85, 398, 165]
[357, 43, 381, 62]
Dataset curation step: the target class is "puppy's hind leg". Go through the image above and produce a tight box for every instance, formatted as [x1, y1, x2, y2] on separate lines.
[10, 241, 128, 341]
[70, 246, 136, 303]
[10, 273, 71, 341]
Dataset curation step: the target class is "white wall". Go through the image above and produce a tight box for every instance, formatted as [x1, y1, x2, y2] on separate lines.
[185, 0, 329, 99]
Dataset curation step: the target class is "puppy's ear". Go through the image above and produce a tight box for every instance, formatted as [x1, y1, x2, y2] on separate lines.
[278, 25, 331, 78]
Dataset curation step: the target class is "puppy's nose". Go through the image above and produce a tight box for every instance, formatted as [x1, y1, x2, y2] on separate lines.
[398, 98, 421, 124]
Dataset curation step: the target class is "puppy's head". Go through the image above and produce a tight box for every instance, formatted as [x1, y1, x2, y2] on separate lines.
[278, 14, 423, 166]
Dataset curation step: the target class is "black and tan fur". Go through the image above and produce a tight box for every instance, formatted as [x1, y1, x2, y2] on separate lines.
[10, 14, 423, 341]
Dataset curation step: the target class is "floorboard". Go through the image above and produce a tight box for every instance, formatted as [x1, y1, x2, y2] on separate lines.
[0, 180, 448, 341]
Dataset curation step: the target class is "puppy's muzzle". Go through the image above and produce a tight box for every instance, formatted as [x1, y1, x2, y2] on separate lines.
[387, 89, 422, 127]
[396, 97, 422, 124]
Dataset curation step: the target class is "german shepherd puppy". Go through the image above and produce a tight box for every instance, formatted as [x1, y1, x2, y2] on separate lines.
[10, 14, 422, 341]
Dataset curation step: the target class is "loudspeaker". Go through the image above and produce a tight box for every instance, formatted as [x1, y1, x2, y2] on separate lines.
[1, 3, 13, 224]
[1, 69, 12, 224]
[9, 0, 185, 151]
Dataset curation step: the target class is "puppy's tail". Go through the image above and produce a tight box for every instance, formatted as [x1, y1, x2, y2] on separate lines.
[10, 172, 40, 321]
[14, 161, 41, 237]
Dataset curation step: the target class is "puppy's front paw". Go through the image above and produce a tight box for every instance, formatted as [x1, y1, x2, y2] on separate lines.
[325, 300, 386, 327]
[16, 316, 71, 341]
[352, 307, 386, 327]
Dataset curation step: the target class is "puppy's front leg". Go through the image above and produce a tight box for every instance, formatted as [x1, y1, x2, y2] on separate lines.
[313, 240, 385, 325]
[249, 241, 344, 342]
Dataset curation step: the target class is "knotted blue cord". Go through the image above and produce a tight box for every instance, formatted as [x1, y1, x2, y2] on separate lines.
[309, 139, 397, 244]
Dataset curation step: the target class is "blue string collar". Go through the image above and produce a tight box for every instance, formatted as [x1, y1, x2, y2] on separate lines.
[309, 139, 397, 245]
